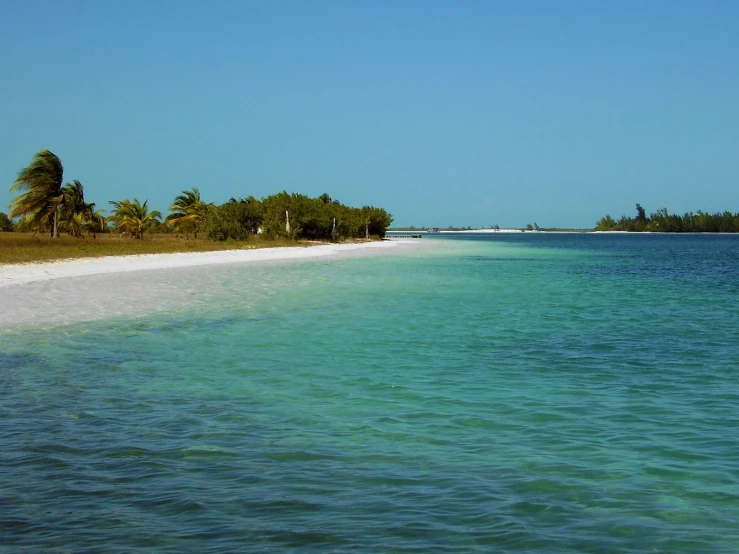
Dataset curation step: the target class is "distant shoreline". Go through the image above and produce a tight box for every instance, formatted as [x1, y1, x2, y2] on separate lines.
[387, 228, 589, 234]
[389, 229, 739, 235]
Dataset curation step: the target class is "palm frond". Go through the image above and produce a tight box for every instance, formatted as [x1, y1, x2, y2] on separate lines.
[9, 150, 64, 237]
[109, 198, 161, 238]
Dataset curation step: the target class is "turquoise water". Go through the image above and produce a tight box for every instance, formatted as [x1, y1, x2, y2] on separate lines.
[2, 234, 739, 553]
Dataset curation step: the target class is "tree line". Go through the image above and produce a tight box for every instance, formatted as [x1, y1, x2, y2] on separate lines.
[596, 204, 739, 233]
[2, 150, 392, 240]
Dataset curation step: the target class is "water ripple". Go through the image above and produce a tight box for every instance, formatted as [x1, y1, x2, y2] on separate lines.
[2, 235, 739, 552]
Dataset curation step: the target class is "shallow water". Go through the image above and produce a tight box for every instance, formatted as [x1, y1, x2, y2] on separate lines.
[2, 234, 738, 552]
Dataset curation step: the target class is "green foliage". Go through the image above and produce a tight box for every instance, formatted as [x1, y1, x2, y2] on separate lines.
[7, 150, 393, 246]
[166, 188, 212, 238]
[109, 198, 162, 239]
[59, 180, 106, 237]
[0, 212, 15, 232]
[635, 203, 648, 223]
[595, 215, 617, 231]
[205, 191, 392, 242]
[362, 205, 393, 238]
[595, 204, 739, 233]
[204, 197, 263, 241]
[9, 150, 65, 237]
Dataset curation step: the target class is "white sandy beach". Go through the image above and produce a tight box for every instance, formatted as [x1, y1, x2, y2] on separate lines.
[0, 241, 409, 288]
[0, 240, 420, 329]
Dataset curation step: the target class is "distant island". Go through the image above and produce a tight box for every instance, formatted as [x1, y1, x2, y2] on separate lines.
[390, 224, 589, 233]
[390, 205, 739, 234]
[596, 204, 739, 233]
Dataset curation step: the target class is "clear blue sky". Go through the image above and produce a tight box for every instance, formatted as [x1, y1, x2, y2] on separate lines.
[2, 0, 737, 228]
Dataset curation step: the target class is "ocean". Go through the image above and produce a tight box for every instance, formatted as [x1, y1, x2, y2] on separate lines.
[1, 233, 738, 553]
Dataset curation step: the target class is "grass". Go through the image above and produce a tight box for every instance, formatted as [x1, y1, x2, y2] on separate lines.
[0, 232, 325, 265]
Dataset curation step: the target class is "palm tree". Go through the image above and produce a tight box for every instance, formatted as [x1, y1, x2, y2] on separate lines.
[109, 198, 162, 239]
[166, 188, 211, 238]
[82, 208, 107, 238]
[60, 180, 99, 237]
[9, 150, 65, 237]
[60, 212, 85, 238]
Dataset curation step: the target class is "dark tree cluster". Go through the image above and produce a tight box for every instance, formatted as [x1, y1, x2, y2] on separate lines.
[596, 204, 739, 233]
[0, 212, 15, 231]
[205, 192, 392, 241]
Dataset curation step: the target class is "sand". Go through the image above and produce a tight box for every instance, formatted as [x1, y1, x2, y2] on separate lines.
[0, 240, 419, 328]
[0, 241, 406, 289]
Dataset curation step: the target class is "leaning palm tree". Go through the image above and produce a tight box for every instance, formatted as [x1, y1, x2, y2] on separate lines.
[9, 150, 65, 237]
[82, 208, 107, 238]
[166, 188, 211, 238]
[60, 180, 97, 237]
[109, 198, 162, 239]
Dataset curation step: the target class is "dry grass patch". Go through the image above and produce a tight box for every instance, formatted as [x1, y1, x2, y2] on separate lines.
[0, 233, 317, 265]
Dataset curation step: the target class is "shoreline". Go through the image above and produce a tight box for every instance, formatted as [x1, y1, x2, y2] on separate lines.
[0, 239, 424, 329]
[0, 240, 410, 289]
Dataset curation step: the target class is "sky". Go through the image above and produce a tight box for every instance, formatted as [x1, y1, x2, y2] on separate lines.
[1, 0, 738, 229]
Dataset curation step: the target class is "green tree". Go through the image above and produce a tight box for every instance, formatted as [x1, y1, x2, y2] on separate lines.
[0, 212, 15, 232]
[109, 198, 162, 239]
[166, 188, 211, 238]
[261, 191, 300, 239]
[635, 203, 647, 222]
[204, 196, 263, 241]
[82, 208, 107, 238]
[361, 206, 392, 238]
[201, 191, 391, 241]
[59, 180, 100, 237]
[596, 215, 616, 231]
[9, 150, 65, 237]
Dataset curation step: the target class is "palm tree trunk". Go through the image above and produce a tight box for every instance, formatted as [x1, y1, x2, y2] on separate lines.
[52, 211, 59, 238]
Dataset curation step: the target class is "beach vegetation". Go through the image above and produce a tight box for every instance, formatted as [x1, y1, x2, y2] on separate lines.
[5, 151, 393, 261]
[59, 180, 107, 238]
[204, 191, 392, 242]
[81, 208, 108, 238]
[109, 198, 162, 239]
[596, 204, 739, 232]
[0, 212, 14, 232]
[9, 150, 65, 238]
[0, 232, 302, 264]
[166, 188, 212, 238]
[204, 196, 264, 241]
